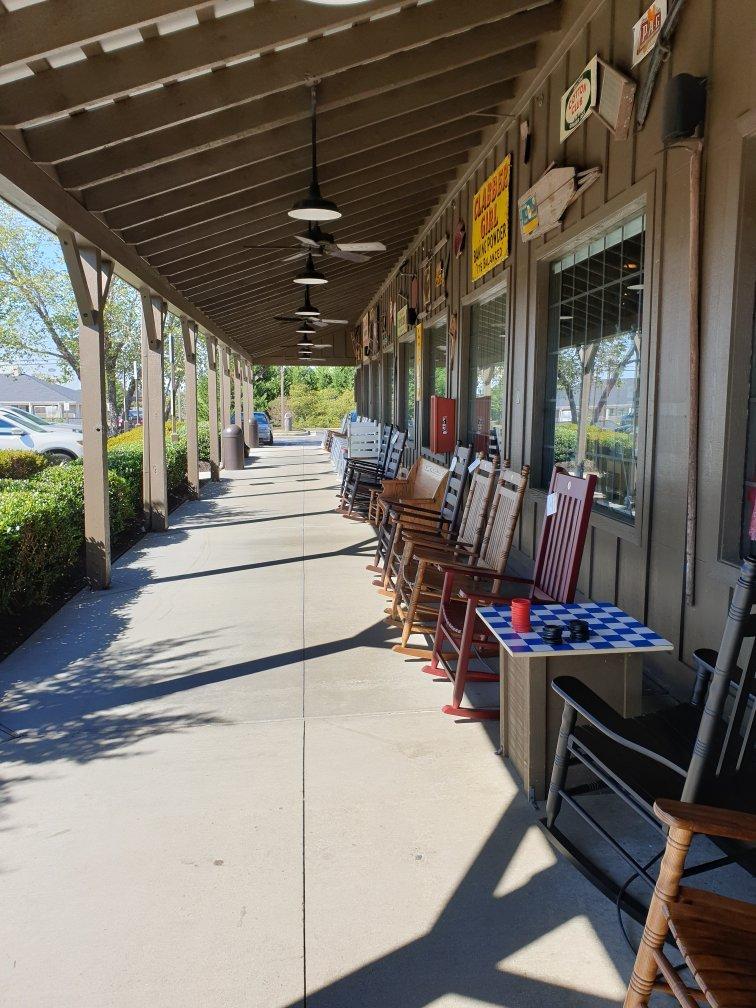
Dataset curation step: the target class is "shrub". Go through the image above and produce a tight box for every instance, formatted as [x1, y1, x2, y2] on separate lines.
[0, 449, 50, 479]
[552, 423, 634, 464]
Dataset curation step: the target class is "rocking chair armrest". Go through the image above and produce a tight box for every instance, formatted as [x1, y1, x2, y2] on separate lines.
[457, 576, 534, 603]
[401, 530, 456, 548]
[552, 676, 688, 778]
[434, 560, 494, 577]
[654, 800, 756, 843]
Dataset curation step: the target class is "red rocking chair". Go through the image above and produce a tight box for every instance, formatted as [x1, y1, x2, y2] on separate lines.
[423, 466, 597, 720]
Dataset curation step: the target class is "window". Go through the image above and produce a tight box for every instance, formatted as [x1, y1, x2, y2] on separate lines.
[428, 320, 447, 397]
[403, 341, 416, 443]
[741, 281, 756, 555]
[468, 289, 507, 454]
[370, 360, 380, 419]
[382, 352, 394, 425]
[541, 213, 645, 522]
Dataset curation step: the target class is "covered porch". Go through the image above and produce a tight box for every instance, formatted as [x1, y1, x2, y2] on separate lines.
[0, 441, 631, 1006]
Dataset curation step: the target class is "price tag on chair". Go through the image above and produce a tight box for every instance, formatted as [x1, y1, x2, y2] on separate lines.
[468, 458, 481, 474]
[448, 457, 457, 474]
[546, 492, 558, 516]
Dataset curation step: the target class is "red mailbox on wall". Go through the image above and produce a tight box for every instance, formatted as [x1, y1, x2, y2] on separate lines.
[430, 395, 456, 454]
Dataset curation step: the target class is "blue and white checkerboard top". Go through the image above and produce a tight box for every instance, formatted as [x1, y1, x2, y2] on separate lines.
[476, 601, 673, 656]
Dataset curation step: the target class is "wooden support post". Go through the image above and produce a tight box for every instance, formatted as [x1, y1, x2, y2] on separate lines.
[181, 318, 200, 500]
[220, 344, 232, 429]
[242, 360, 253, 450]
[141, 291, 169, 531]
[58, 228, 114, 590]
[205, 333, 221, 481]
[233, 356, 242, 428]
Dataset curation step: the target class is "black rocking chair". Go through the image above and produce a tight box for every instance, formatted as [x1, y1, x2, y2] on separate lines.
[544, 553, 756, 921]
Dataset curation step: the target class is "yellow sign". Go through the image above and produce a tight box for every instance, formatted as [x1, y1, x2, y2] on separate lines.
[415, 323, 423, 400]
[471, 155, 511, 283]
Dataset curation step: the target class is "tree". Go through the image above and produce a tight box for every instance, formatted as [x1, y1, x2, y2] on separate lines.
[0, 199, 143, 433]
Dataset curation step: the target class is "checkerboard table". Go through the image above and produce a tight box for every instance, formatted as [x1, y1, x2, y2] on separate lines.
[475, 600, 673, 801]
[476, 601, 672, 656]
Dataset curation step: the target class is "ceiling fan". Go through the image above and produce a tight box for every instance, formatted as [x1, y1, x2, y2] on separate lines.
[244, 224, 387, 265]
[273, 289, 348, 329]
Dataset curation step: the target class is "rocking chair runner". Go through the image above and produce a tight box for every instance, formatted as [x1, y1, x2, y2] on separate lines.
[387, 458, 499, 637]
[342, 429, 408, 517]
[623, 800, 756, 1008]
[545, 552, 756, 917]
[423, 466, 596, 720]
[368, 444, 473, 588]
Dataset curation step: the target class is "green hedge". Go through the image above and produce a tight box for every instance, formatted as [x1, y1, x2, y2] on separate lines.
[553, 423, 634, 463]
[0, 449, 50, 479]
[0, 465, 135, 610]
[0, 431, 190, 612]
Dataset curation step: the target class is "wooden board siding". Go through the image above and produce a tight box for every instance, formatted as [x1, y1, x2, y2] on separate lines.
[355, 0, 756, 678]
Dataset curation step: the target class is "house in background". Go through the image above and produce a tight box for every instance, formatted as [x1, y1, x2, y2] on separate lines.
[0, 368, 82, 421]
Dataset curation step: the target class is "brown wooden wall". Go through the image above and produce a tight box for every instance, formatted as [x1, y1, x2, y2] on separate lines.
[357, 0, 756, 681]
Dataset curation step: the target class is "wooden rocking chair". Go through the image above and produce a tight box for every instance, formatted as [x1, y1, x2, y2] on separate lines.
[623, 800, 756, 1007]
[341, 429, 407, 518]
[545, 551, 756, 918]
[366, 455, 450, 527]
[338, 423, 393, 503]
[422, 466, 596, 720]
[387, 458, 499, 641]
[367, 444, 473, 589]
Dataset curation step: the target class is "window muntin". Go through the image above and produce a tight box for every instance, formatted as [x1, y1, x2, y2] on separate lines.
[383, 352, 394, 425]
[468, 289, 507, 454]
[541, 214, 645, 522]
[428, 320, 447, 397]
[404, 342, 416, 443]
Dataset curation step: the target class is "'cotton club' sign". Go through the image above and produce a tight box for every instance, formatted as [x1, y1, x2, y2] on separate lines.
[471, 155, 511, 283]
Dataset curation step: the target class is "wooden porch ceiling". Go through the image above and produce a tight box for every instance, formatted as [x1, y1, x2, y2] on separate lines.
[0, 0, 563, 364]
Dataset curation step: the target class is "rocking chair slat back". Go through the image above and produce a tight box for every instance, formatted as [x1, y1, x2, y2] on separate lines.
[384, 430, 408, 480]
[439, 444, 474, 529]
[478, 465, 530, 587]
[684, 555, 756, 798]
[455, 458, 497, 553]
[532, 466, 597, 603]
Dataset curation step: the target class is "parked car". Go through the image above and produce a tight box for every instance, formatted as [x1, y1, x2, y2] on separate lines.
[254, 411, 274, 445]
[1, 406, 83, 435]
[0, 408, 84, 463]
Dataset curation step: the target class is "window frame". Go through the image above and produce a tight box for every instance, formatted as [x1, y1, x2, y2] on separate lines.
[421, 310, 448, 450]
[398, 327, 417, 448]
[381, 346, 395, 426]
[529, 179, 657, 547]
[721, 129, 756, 566]
[459, 271, 511, 457]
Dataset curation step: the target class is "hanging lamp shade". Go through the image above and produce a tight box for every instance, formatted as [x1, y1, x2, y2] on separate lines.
[289, 83, 341, 222]
[294, 288, 321, 318]
[289, 182, 341, 222]
[294, 253, 327, 286]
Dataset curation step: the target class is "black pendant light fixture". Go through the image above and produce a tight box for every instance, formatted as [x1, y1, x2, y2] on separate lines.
[294, 288, 321, 318]
[289, 83, 342, 222]
[294, 252, 327, 286]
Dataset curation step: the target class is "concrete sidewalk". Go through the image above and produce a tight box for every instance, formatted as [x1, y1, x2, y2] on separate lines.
[0, 443, 633, 1006]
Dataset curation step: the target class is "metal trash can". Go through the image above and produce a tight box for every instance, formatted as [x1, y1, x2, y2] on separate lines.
[221, 423, 245, 471]
[283, 411, 293, 432]
[247, 418, 259, 448]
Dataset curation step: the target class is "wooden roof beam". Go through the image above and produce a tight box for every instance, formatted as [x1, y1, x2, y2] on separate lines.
[51, 21, 544, 186]
[0, 0, 417, 128]
[0, 1, 216, 69]
[103, 86, 503, 229]
[21, 0, 558, 161]
[86, 75, 515, 212]
[120, 122, 484, 248]
[139, 147, 473, 265]
[155, 169, 461, 280]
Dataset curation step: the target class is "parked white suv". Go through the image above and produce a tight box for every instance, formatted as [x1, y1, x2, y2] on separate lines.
[0, 408, 84, 463]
